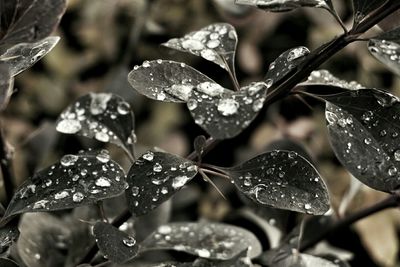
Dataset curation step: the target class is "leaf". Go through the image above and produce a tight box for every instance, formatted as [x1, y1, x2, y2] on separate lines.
[162, 23, 237, 72]
[0, 36, 59, 76]
[368, 26, 400, 76]
[0, 225, 19, 254]
[300, 70, 364, 90]
[187, 82, 269, 139]
[224, 150, 330, 214]
[140, 222, 262, 260]
[274, 253, 339, 267]
[0, 258, 19, 267]
[92, 221, 138, 264]
[126, 151, 198, 216]
[352, 0, 386, 25]
[190, 249, 254, 266]
[235, 0, 334, 12]
[3, 150, 126, 219]
[128, 60, 215, 103]
[0, 63, 13, 111]
[320, 89, 400, 192]
[56, 93, 136, 157]
[265, 46, 310, 89]
[0, 0, 66, 46]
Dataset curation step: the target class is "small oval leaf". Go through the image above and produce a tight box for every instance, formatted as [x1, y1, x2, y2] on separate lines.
[126, 151, 198, 216]
[368, 26, 400, 76]
[0, 36, 60, 76]
[235, 0, 334, 12]
[128, 60, 215, 103]
[0, 258, 19, 267]
[320, 89, 400, 192]
[56, 93, 136, 156]
[93, 221, 138, 264]
[140, 222, 262, 260]
[0, 0, 66, 46]
[4, 150, 126, 219]
[225, 150, 330, 214]
[188, 82, 268, 139]
[162, 23, 237, 72]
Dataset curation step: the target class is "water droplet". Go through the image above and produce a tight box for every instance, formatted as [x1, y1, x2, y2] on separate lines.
[207, 39, 220, 49]
[388, 166, 398, 176]
[90, 93, 112, 115]
[217, 98, 239, 116]
[172, 175, 190, 189]
[364, 138, 372, 145]
[122, 236, 136, 247]
[182, 39, 204, 50]
[394, 150, 400, 161]
[117, 101, 131, 115]
[56, 119, 81, 134]
[201, 49, 216, 61]
[143, 151, 154, 161]
[153, 163, 163, 172]
[252, 98, 265, 112]
[72, 192, 84, 202]
[197, 248, 211, 258]
[54, 191, 69, 200]
[265, 79, 273, 88]
[158, 225, 172, 234]
[304, 203, 311, 210]
[95, 177, 112, 187]
[61, 154, 79, 166]
[142, 61, 151, 68]
[96, 151, 110, 163]
[131, 186, 139, 196]
[166, 84, 193, 101]
[95, 132, 110, 142]
[187, 99, 198, 110]
[161, 187, 168, 194]
[287, 47, 309, 62]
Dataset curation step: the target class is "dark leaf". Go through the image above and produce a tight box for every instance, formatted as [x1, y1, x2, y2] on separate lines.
[319, 89, 400, 192]
[352, 0, 386, 25]
[0, 36, 59, 76]
[0, 63, 13, 111]
[224, 150, 330, 214]
[190, 249, 254, 266]
[3, 150, 126, 219]
[0, 258, 19, 267]
[235, 0, 334, 12]
[188, 82, 268, 139]
[128, 60, 215, 103]
[274, 253, 339, 267]
[126, 151, 198, 216]
[162, 23, 237, 72]
[0, 0, 66, 46]
[368, 26, 400, 76]
[56, 93, 136, 158]
[265, 46, 309, 88]
[0, 225, 19, 254]
[300, 70, 364, 90]
[93, 221, 138, 264]
[194, 135, 207, 158]
[140, 222, 262, 260]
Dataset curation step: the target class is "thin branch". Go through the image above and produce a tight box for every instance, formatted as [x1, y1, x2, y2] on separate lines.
[198, 168, 227, 200]
[327, 8, 348, 34]
[201, 168, 231, 180]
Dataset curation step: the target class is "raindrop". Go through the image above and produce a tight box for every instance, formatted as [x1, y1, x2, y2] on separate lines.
[187, 99, 198, 110]
[394, 150, 400, 161]
[304, 203, 311, 210]
[388, 166, 398, 176]
[143, 151, 154, 161]
[72, 192, 84, 202]
[197, 248, 211, 258]
[182, 39, 204, 50]
[56, 119, 82, 134]
[158, 225, 172, 234]
[95, 132, 110, 142]
[117, 101, 131, 115]
[217, 98, 239, 116]
[287, 47, 309, 62]
[60, 154, 79, 166]
[122, 236, 136, 247]
[96, 151, 110, 163]
[90, 93, 112, 115]
[172, 176, 190, 189]
[153, 163, 163, 172]
[95, 177, 112, 187]
[131, 186, 139, 196]
[54, 191, 69, 200]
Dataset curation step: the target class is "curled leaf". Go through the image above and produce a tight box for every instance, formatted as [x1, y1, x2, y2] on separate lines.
[93, 221, 138, 264]
[56, 93, 136, 157]
[162, 23, 237, 72]
[224, 150, 330, 214]
[126, 151, 198, 216]
[3, 150, 126, 219]
[141, 222, 262, 260]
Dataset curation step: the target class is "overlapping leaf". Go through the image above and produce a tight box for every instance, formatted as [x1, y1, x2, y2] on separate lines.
[0, 258, 19, 267]
[0, 0, 66, 46]
[300, 70, 364, 90]
[140, 222, 262, 260]
[0, 225, 19, 254]
[56, 93, 136, 157]
[162, 23, 237, 72]
[318, 89, 400, 192]
[93, 221, 138, 264]
[0, 63, 13, 111]
[352, 0, 387, 25]
[3, 150, 126, 219]
[265, 46, 310, 89]
[0, 36, 59, 76]
[235, 0, 334, 12]
[187, 82, 268, 139]
[126, 151, 198, 216]
[224, 150, 330, 214]
[368, 26, 400, 76]
[128, 60, 215, 103]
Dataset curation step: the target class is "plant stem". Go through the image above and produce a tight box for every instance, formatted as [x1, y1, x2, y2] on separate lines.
[0, 120, 14, 206]
[299, 193, 400, 252]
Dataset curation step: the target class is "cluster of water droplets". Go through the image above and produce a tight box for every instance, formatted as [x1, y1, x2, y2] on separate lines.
[369, 39, 400, 75]
[305, 70, 364, 90]
[235, 0, 330, 11]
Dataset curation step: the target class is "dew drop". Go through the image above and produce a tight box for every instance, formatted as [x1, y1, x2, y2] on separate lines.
[143, 151, 154, 161]
[72, 192, 84, 202]
[153, 163, 163, 172]
[394, 150, 400, 161]
[131, 186, 139, 196]
[117, 101, 131, 115]
[187, 99, 198, 110]
[96, 151, 110, 163]
[61, 154, 79, 166]
[287, 47, 309, 62]
[90, 93, 112, 115]
[158, 225, 172, 234]
[95, 177, 112, 187]
[122, 236, 136, 247]
[56, 119, 82, 134]
[197, 248, 211, 258]
[304, 203, 311, 210]
[217, 98, 239, 116]
[388, 166, 398, 176]
[182, 39, 204, 50]
[172, 175, 190, 189]
[54, 191, 69, 200]
[95, 132, 110, 142]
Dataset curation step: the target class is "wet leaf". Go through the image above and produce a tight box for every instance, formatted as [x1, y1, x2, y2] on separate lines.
[128, 60, 215, 103]
[265, 46, 310, 89]
[274, 253, 339, 267]
[300, 70, 364, 90]
[224, 150, 330, 214]
[352, 0, 386, 25]
[0, 225, 19, 254]
[3, 150, 126, 219]
[0, 0, 66, 46]
[235, 0, 334, 12]
[368, 26, 400, 76]
[0, 36, 59, 76]
[162, 23, 237, 72]
[93, 221, 138, 264]
[0, 258, 19, 267]
[188, 82, 269, 139]
[320, 89, 400, 192]
[126, 151, 198, 216]
[56, 93, 136, 157]
[190, 249, 254, 266]
[140, 222, 262, 260]
[0, 63, 13, 111]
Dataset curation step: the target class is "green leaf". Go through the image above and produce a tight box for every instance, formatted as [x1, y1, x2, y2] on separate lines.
[224, 150, 330, 215]
[3, 150, 126, 219]
[126, 151, 198, 216]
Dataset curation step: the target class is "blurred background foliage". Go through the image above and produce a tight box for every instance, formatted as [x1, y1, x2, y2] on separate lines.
[3, 0, 400, 266]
